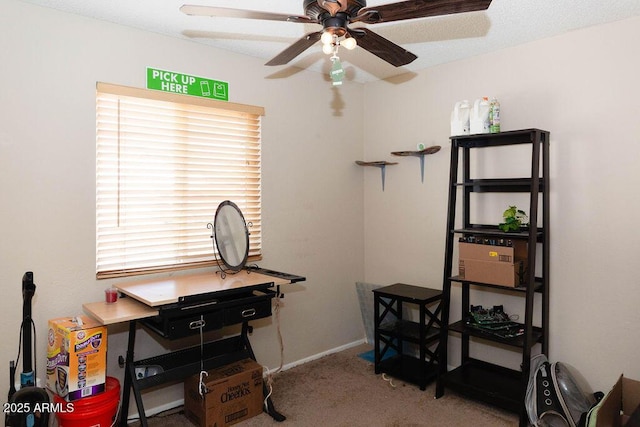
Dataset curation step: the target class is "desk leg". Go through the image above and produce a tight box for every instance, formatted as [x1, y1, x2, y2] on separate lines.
[240, 322, 286, 422]
[120, 320, 148, 427]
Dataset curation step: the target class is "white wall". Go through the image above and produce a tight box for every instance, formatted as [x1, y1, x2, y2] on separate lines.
[0, 0, 365, 414]
[363, 16, 640, 393]
[3, 0, 639, 416]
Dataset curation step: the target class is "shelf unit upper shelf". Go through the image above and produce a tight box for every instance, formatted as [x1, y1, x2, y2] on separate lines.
[450, 128, 546, 148]
[451, 224, 544, 242]
[448, 275, 545, 293]
[455, 178, 545, 193]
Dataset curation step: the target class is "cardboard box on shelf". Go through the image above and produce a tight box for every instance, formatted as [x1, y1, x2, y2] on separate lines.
[46, 315, 107, 401]
[587, 375, 640, 427]
[184, 358, 264, 427]
[458, 240, 528, 287]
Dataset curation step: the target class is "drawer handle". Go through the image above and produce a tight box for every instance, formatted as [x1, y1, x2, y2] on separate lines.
[189, 319, 206, 329]
[241, 308, 257, 318]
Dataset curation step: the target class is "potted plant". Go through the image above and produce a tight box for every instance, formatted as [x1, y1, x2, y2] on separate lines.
[499, 206, 528, 232]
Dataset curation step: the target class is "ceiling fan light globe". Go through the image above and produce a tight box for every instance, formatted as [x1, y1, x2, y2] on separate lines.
[321, 31, 334, 45]
[341, 37, 357, 50]
[322, 43, 334, 54]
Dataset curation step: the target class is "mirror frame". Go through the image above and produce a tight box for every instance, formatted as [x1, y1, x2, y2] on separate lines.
[213, 200, 249, 272]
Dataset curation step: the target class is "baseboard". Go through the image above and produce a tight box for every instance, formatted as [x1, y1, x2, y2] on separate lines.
[271, 338, 366, 373]
[127, 399, 185, 424]
[126, 338, 367, 424]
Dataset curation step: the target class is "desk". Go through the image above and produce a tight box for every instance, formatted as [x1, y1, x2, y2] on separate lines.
[83, 268, 304, 426]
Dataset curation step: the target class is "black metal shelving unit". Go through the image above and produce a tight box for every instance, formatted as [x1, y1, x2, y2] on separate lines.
[435, 129, 550, 426]
[373, 283, 443, 391]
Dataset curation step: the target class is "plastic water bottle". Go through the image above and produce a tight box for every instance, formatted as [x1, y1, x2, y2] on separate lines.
[489, 98, 501, 133]
[450, 100, 471, 136]
[470, 97, 491, 134]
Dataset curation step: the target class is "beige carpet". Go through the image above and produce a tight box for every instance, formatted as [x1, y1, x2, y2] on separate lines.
[130, 343, 518, 426]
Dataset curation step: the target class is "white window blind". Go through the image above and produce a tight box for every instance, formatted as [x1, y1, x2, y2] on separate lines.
[96, 83, 264, 279]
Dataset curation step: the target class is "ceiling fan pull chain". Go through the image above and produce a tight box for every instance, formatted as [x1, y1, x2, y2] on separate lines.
[330, 54, 345, 86]
[196, 315, 209, 398]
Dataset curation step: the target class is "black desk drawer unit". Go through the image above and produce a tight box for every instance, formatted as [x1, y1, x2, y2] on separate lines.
[373, 283, 443, 390]
[225, 298, 272, 324]
[141, 289, 276, 340]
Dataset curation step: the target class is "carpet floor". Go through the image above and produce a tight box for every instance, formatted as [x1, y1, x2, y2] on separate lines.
[129, 343, 519, 426]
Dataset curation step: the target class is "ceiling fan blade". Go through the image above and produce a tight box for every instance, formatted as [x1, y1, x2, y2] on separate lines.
[348, 28, 417, 67]
[265, 32, 323, 66]
[354, 0, 492, 24]
[180, 5, 316, 24]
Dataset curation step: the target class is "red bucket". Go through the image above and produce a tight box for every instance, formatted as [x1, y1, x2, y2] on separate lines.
[54, 376, 120, 427]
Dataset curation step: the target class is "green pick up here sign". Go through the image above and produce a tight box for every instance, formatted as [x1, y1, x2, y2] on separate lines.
[146, 67, 229, 101]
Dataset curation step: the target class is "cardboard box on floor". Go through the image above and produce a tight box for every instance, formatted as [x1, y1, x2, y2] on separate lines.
[184, 358, 264, 427]
[587, 375, 640, 427]
[458, 240, 528, 287]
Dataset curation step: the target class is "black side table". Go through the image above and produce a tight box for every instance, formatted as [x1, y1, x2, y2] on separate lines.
[373, 283, 443, 390]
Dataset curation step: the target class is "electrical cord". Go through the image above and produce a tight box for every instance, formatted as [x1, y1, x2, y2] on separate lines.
[263, 294, 285, 410]
[382, 373, 397, 388]
[14, 321, 24, 375]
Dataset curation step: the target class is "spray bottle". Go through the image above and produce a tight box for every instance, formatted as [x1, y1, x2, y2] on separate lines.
[489, 98, 501, 133]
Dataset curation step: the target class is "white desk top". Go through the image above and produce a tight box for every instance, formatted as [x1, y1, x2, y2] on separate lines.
[114, 270, 286, 307]
[84, 270, 287, 325]
[83, 297, 158, 325]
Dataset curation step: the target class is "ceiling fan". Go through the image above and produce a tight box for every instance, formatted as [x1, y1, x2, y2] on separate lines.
[180, 0, 492, 67]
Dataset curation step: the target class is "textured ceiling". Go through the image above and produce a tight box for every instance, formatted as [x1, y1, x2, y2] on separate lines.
[17, 0, 640, 83]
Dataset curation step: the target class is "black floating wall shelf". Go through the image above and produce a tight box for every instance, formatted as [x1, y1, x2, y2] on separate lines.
[355, 160, 397, 191]
[391, 145, 441, 183]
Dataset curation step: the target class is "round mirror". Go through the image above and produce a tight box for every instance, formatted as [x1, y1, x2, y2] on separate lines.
[213, 200, 249, 272]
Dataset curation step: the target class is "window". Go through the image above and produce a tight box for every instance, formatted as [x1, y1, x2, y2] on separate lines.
[96, 83, 264, 279]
